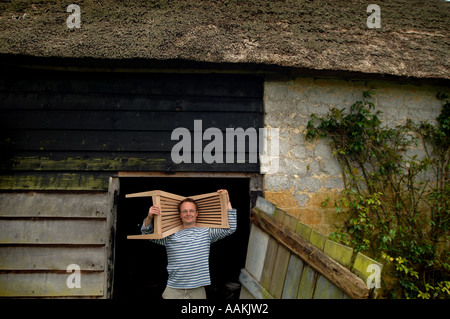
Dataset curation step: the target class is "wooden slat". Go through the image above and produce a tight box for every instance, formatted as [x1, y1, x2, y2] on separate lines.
[0, 219, 106, 245]
[125, 190, 158, 199]
[1, 72, 263, 98]
[0, 172, 110, 191]
[0, 92, 263, 113]
[160, 197, 180, 203]
[127, 234, 161, 240]
[197, 203, 221, 209]
[196, 199, 220, 203]
[268, 244, 290, 299]
[244, 224, 269, 282]
[158, 191, 188, 201]
[160, 202, 179, 207]
[0, 192, 108, 218]
[1, 130, 174, 152]
[0, 153, 168, 171]
[313, 275, 346, 299]
[0, 246, 105, 271]
[190, 192, 221, 201]
[260, 237, 279, 290]
[197, 212, 222, 216]
[152, 194, 162, 236]
[1, 154, 259, 176]
[251, 207, 370, 299]
[160, 209, 179, 213]
[161, 211, 181, 216]
[196, 204, 221, 210]
[0, 110, 262, 131]
[219, 191, 230, 228]
[162, 220, 183, 231]
[196, 208, 222, 213]
[197, 215, 221, 220]
[281, 255, 304, 299]
[197, 220, 221, 224]
[297, 264, 317, 299]
[0, 272, 104, 297]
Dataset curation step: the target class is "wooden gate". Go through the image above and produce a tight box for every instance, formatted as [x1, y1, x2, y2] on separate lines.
[239, 197, 383, 299]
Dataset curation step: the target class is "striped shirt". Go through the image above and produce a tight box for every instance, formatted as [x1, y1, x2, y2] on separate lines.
[141, 209, 237, 289]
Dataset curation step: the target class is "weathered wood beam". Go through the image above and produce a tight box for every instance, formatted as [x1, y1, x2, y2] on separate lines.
[239, 268, 274, 300]
[0, 172, 110, 191]
[251, 208, 369, 299]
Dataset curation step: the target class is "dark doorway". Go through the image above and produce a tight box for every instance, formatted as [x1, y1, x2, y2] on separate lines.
[112, 176, 251, 299]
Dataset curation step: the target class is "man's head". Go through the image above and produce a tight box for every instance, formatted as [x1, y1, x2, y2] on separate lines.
[178, 198, 198, 228]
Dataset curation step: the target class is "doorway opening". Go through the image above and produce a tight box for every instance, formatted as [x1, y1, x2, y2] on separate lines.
[112, 176, 252, 299]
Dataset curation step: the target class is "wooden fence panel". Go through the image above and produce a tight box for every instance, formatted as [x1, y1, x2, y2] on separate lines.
[239, 197, 378, 300]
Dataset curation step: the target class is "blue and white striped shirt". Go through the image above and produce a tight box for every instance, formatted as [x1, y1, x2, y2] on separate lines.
[141, 209, 237, 289]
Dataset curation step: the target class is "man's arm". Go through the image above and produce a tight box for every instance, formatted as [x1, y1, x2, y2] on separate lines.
[143, 205, 160, 227]
[140, 206, 168, 246]
[141, 205, 159, 234]
[209, 208, 237, 243]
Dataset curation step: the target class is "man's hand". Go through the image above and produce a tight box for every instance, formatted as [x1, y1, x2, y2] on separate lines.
[217, 189, 232, 210]
[144, 205, 160, 227]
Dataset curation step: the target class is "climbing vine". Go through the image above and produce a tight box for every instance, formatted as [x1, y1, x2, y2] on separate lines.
[305, 91, 449, 299]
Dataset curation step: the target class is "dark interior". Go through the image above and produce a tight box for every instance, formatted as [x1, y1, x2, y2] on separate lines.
[112, 176, 251, 299]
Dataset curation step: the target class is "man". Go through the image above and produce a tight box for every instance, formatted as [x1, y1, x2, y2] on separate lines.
[141, 189, 237, 299]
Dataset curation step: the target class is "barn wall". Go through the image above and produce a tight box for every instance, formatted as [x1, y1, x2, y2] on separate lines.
[0, 187, 116, 297]
[263, 76, 449, 235]
[0, 68, 264, 192]
[0, 67, 263, 298]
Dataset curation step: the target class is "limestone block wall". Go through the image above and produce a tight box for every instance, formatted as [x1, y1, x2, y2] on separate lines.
[262, 76, 447, 235]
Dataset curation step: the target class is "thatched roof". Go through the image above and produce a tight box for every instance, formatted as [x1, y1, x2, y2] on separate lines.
[0, 0, 449, 80]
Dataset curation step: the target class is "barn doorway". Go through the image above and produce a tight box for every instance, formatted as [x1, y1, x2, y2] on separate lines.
[112, 175, 252, 299]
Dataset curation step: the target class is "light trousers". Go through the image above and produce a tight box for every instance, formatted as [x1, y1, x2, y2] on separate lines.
[162, 286, 207, 299]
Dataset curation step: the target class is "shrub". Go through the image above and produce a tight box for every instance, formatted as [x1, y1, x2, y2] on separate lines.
[305, 91, 449, 299]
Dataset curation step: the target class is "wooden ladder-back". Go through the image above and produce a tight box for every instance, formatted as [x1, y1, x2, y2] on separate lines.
[126, 190, 230, 239]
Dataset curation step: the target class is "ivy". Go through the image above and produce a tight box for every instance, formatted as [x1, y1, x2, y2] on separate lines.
[306, 91, 449, 299]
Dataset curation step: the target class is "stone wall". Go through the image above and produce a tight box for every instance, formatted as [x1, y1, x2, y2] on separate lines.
[262, 75, 447, 235]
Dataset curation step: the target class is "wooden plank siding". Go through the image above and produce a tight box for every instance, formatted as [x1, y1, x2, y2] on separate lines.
[0, 192, 110, 298]
[0, 273, 105, 297]
[0, 67, 264, 191]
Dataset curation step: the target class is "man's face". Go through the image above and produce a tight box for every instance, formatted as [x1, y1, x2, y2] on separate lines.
[179, 202, 198, 226]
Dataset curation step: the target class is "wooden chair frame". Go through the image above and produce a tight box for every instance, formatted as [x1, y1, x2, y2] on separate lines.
[126, 190, 230, 239]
